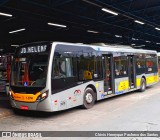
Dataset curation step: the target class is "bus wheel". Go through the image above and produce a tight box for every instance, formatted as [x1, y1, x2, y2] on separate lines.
[139, 78, 146, 92]
[82, 88, 96, 109]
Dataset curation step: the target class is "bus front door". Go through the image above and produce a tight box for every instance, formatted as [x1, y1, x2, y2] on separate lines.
[103, 55, 114, 95]
[128, 56, 136, 89]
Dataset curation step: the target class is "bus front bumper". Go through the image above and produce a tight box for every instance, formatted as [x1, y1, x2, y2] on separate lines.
[10, 99, 53, 112]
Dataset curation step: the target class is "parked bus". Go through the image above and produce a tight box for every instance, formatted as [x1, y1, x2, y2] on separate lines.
[0, 54, 13, 93]
[157, 52, 160, 76]
[9, 42, 159, 112]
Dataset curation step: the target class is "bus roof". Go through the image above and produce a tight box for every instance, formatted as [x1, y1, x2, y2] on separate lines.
[17, 41, 157, 54]
[157, 52, 160, 56]
[53, 42, 157, 54]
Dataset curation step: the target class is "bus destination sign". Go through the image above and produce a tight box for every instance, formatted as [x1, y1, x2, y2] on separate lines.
[20, 45, 47, 54]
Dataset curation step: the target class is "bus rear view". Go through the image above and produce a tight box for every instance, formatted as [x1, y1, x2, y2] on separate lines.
[9, 42, 52, 111]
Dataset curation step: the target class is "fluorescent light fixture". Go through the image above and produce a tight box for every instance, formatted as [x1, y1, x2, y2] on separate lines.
[87, 30, 99, 34]
[102, 8, 118, 16]
[156, 43, 160, 44]
[155, 27, 160, 30]
[146, 41, 151, 43]
[64, 52, 72, 54]
[134, 20, 145, 25]
[9, 28, 25, 34]
[48, 22, 67, 28]
[115, 35, 122, 38]
[11, 45, 19, 47]
[0, 12, 12, 17]
[132, 38, 139, 40]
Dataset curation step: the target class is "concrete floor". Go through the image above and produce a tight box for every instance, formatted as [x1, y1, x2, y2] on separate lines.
[0, 82, 160, 140]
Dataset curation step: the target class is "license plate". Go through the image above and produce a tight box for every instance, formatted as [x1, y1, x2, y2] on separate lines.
[20, 106, 29, 110]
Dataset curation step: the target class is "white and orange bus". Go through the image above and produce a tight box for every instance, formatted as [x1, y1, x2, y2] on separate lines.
[9, 42, 159, 112]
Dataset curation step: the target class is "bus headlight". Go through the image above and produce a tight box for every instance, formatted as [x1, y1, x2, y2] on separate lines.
[36, 91, 48, 102]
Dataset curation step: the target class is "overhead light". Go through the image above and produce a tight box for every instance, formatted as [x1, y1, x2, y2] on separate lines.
[9, 28, 26, 34]
[11, 45, 19, 47]
[87, 30, 99, 34]
[146, 41, 151, 43]
[115, 35, 122, 38]
[132, 38, 139, 40]
[0, 12, 12, 17]
[64, 52, 72, 54]
[48, 22, 67, 28]
[155, 27, 160, 31]
[0, 49, 3, 51]
[102, 8, 118, 16]
[156, 43, 160, 45]
[134, 20, 145, 25]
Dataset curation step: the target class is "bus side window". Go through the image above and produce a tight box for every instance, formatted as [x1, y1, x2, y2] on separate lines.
[145, 54, 157, 73]
[78, 56, 93, 81]
[52, 57, 75, 79]
[52, 58, 65, 79]
[114, 56, 127, 77]
[136, 54, 146, 74]
[78, 55, 102, 81]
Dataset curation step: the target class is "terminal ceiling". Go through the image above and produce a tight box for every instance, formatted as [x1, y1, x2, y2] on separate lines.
[0, 0, 160, 53]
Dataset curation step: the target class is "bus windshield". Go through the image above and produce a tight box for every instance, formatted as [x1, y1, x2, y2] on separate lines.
[11, 44, 50, 87]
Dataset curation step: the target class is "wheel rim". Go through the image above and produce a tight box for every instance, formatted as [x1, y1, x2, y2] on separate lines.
[85, 93, 93, 104]
[142, 81, 145, 90]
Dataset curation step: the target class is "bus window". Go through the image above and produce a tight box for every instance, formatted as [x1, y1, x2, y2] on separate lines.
[78, 55, 102, 81]
[145, 54, 157, 73]
[96, 56, 103, 79]
[11, 54, 49, 87]
[136, 54, 146, 74]
[52, 57, 75, 79]
[114, 56, 128, 78]
[51, 51, 78, 94]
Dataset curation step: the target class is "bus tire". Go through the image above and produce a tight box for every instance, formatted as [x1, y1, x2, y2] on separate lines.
[139, 78, 146, 92]
[82, 88, 96, 109]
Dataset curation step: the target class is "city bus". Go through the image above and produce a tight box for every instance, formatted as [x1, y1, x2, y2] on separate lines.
[9, 42, 159, 112]
[157, 52, 160, 75]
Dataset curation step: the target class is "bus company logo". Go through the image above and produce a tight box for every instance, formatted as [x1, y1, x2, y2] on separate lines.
[74, 90, 81, 95]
